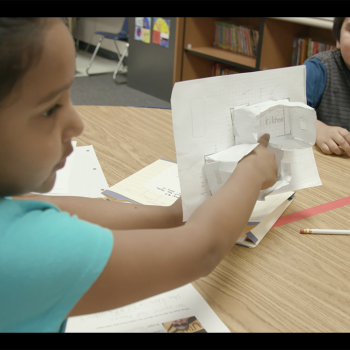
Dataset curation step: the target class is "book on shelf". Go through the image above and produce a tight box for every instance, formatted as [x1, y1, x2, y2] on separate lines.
[292, 37, 336, 65]
[213, 21, 259, 58]
[211, 63, 238, 76]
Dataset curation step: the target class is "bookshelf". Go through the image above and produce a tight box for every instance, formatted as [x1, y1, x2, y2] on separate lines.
[179, 17, 335, 81]
[184, 47, 256, 69]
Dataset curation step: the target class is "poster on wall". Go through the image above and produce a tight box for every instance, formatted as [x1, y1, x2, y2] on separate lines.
[152, 17, 170, 48]
[134, 17, 151, 43]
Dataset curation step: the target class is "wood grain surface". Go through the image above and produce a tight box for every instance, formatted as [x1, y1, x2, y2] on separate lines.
[74, 105, 350, 332]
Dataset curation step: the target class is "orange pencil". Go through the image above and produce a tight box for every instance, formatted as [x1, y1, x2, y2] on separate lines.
[300, 228, 350, 235]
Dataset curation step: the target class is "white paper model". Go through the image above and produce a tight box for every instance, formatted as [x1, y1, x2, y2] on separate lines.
[203, 142, 291, 200]
[232, 100, 317, 150]
[203, 100, 317, 200]
[171, 65, 322, 221]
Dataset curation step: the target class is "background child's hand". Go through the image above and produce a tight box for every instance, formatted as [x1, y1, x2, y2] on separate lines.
[238, 134, 278, 190]
[316, 120, 350, 156]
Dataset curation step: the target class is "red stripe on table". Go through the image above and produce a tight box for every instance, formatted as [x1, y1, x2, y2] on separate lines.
[272, 196, 350, 228]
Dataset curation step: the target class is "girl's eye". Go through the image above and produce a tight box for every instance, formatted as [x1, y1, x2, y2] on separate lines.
[42, 104, 60, 117]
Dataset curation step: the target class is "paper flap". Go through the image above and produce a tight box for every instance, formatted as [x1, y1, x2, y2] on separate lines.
[242, 196, 295, 248]
[236, 195, 295, 248]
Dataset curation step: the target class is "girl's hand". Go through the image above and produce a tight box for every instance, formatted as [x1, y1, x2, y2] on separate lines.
[238, 134, 278, 190]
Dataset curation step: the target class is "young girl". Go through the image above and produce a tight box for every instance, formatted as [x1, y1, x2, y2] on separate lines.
[0, 18, 277, 332]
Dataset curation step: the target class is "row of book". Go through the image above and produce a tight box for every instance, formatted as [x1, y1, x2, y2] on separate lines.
[213, 21, 259, 58]
[211, 63, 238, 76]
[292, 37, 336, 66]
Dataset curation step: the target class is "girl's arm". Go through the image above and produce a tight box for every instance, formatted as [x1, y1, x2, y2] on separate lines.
[13, 193, 184, 230]
[67, 134, 277, 317]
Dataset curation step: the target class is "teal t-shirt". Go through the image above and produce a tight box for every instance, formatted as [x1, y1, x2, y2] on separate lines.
[0, 197, 113, 332]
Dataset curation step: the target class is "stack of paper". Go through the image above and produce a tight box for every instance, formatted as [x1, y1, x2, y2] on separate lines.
[102, 159, 180, 206]
[39, 141, 109, 198]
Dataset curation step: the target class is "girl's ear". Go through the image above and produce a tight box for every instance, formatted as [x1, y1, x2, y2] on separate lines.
[336, 40, 340, 49]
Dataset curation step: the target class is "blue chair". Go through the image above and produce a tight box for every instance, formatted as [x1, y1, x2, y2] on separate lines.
[86, 17, 129, 83]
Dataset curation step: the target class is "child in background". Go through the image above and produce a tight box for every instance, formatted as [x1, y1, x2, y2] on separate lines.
[304, 17, 350, 156]
[0, 18, 277, 332]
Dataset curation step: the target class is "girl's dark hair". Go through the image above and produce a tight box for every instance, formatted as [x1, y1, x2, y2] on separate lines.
[333, 17, 345, 43]
[0, 17, 50, 106]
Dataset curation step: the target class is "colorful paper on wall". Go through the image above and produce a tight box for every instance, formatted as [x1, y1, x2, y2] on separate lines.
[152, 30, 161, 45]
[142, 29, 151, 44]
[135, 17, 144, 27]
[134, 26, 142, 41]
[152, 17, 170, 48]
[134, 17, 152, 43]
[143, 17, 151, 29]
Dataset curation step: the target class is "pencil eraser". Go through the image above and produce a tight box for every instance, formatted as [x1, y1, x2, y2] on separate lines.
[300, 229, 305, 234]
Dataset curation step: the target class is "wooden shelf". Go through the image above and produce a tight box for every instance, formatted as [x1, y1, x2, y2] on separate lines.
[185, 47, 257, 70]
[178, 17, 335, 81]
[270, 17, 333, 30]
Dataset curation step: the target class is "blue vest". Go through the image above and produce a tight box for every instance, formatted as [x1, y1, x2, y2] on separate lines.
[307, 50, 350, 130]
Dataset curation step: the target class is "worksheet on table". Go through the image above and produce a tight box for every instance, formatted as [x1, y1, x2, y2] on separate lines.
[103, 159, 180, 206]
[65, 283, 230, 333]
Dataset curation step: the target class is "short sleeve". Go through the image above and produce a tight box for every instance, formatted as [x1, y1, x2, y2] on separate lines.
[304, 57, 327, 109]
[0, 199, 113, 332]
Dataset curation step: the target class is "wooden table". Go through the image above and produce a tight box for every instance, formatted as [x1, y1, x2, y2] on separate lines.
[74, 105, 350, 332]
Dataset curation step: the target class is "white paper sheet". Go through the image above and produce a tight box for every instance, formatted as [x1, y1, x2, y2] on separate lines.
[41, 144, 109, 198]
[171, 66, 322, 221]
[41, 141, 77, 194]
[65, 283, 230, 333]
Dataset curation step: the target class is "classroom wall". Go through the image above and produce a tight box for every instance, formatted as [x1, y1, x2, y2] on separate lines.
[74, 17, 128, 57]
[127, 17, 177, 102]
[74, 17, 334, 60]
[73, 17, 176, 101]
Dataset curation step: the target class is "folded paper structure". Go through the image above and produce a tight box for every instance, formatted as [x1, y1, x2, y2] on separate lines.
[232, 100, 317, 150]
